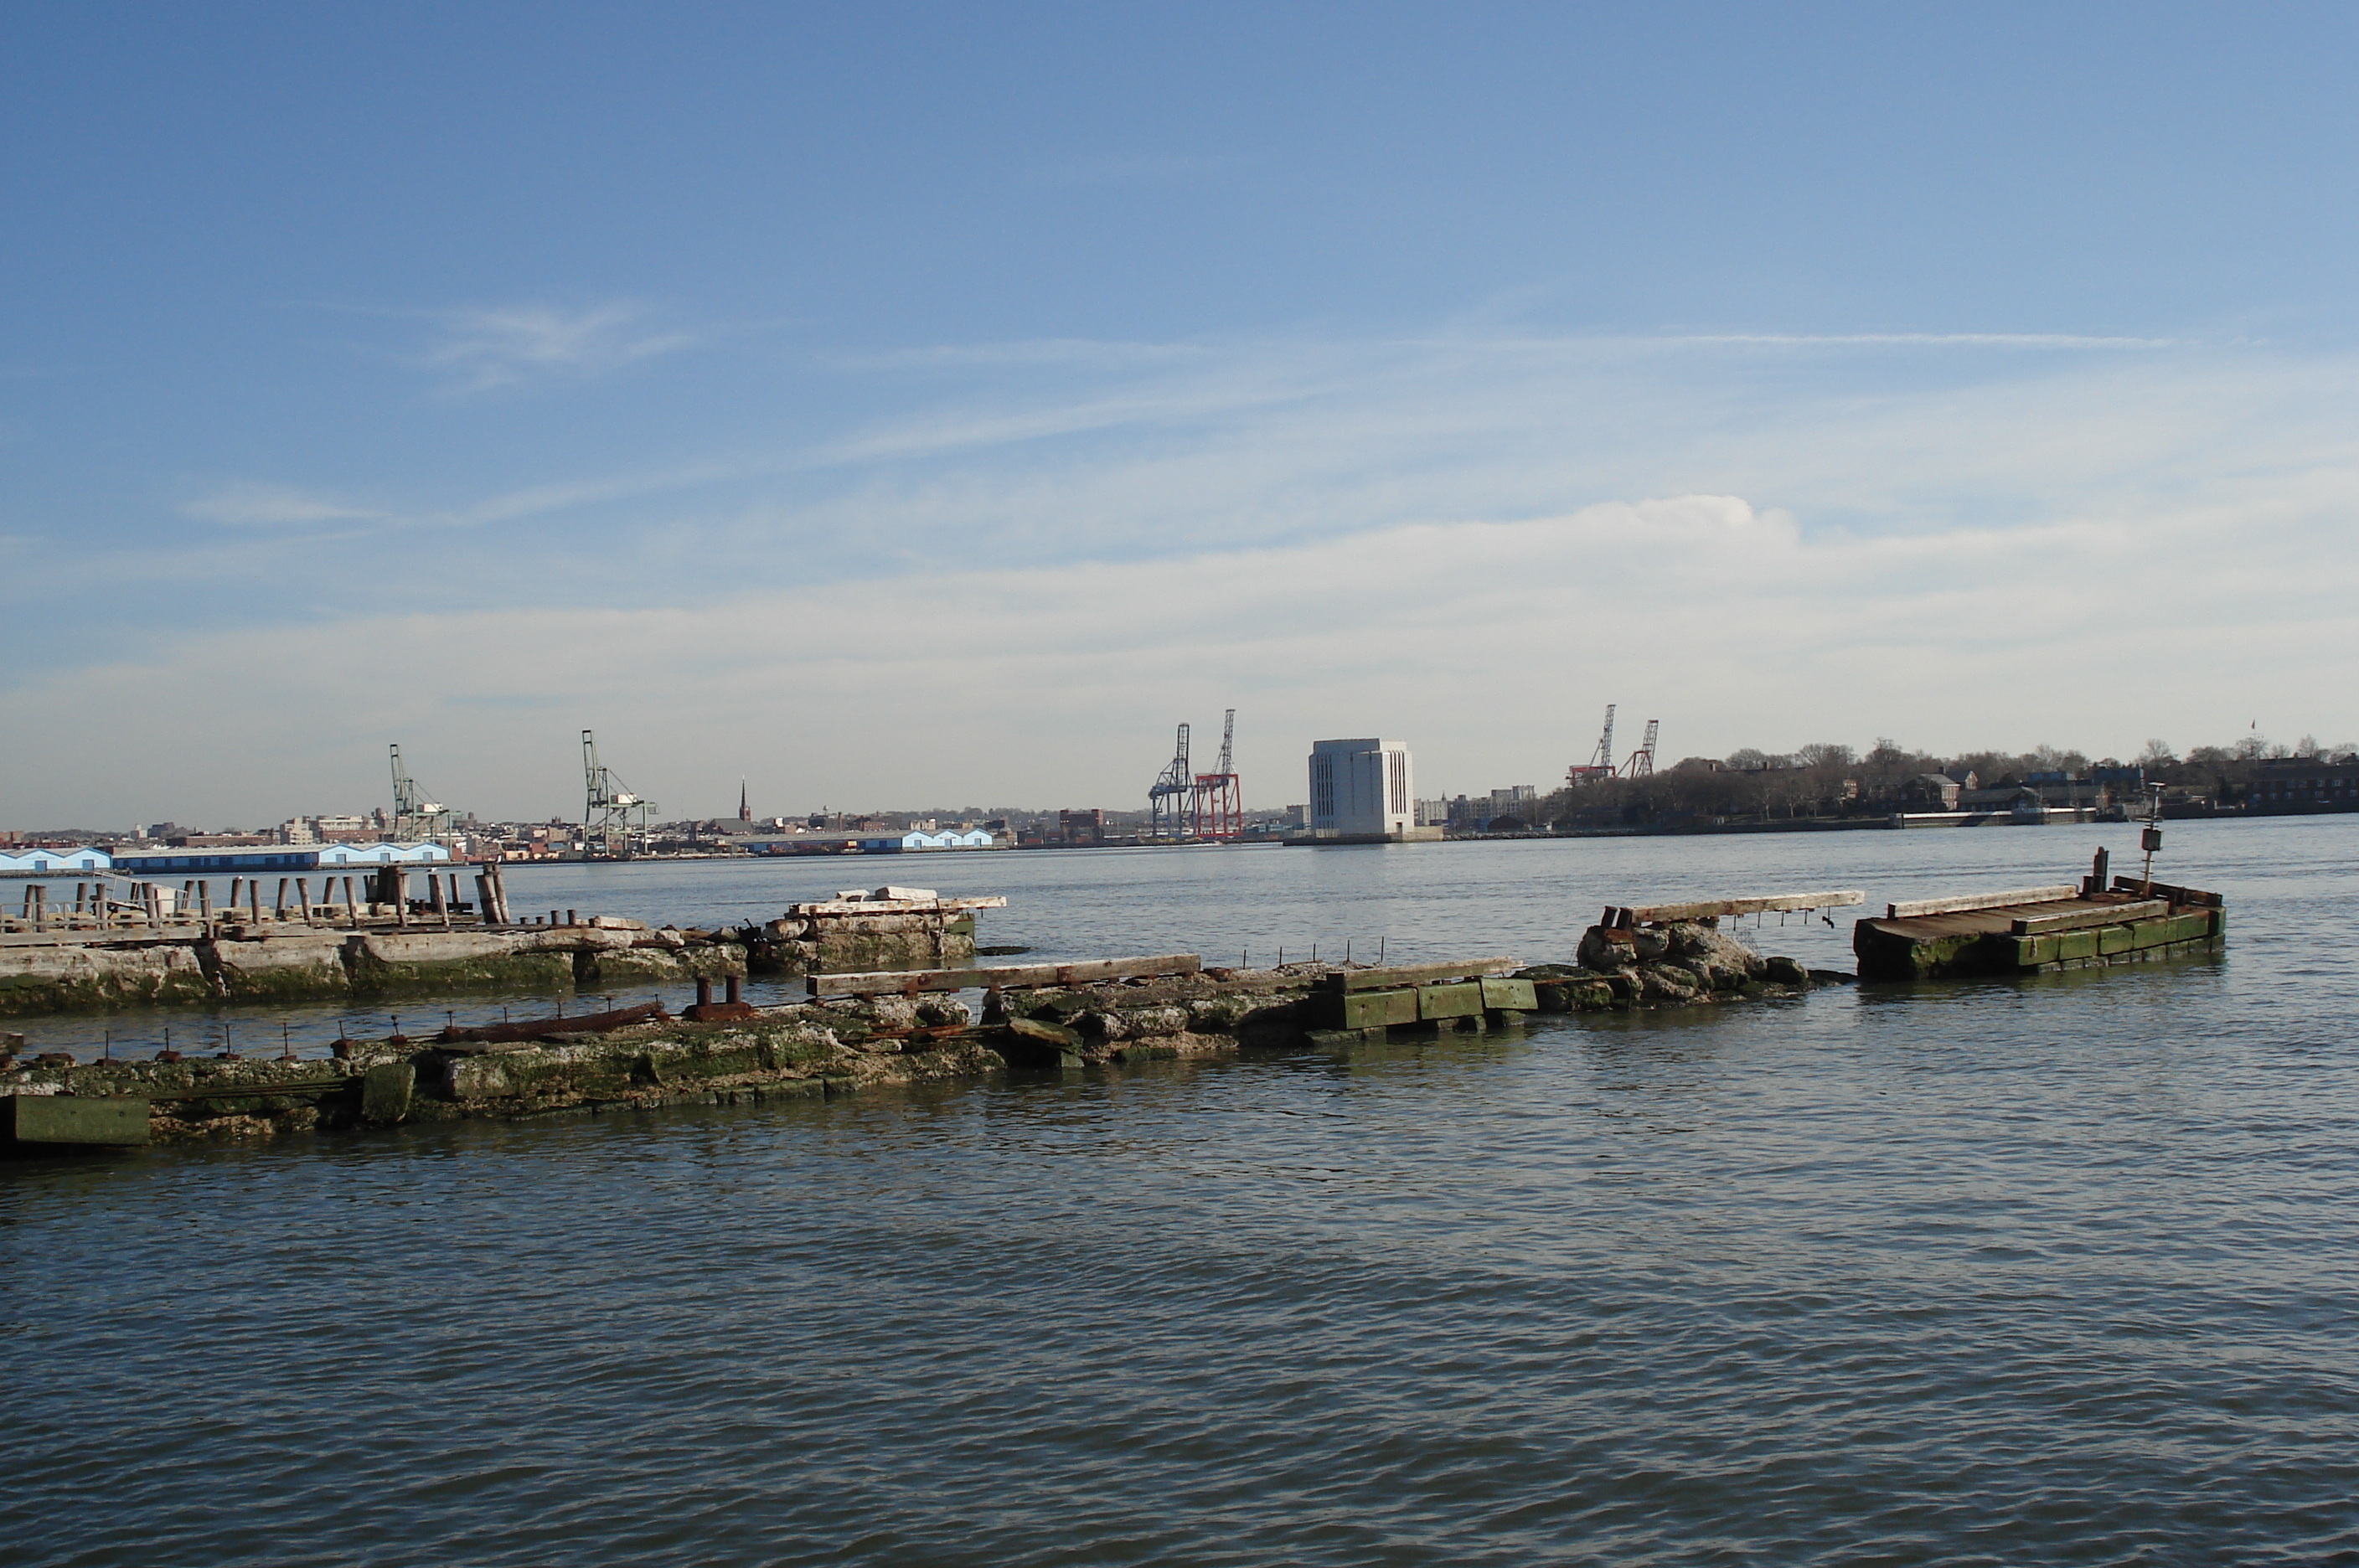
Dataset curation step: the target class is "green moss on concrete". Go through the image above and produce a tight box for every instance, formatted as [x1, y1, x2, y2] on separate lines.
[0, 963, 218, 1017]
[345, 950, 580, 998]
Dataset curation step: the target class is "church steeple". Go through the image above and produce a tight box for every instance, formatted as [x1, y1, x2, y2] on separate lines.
[739, 778, 751, 822]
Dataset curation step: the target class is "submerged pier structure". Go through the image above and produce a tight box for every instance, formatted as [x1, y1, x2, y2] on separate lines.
[1852, 862, 2225, 981]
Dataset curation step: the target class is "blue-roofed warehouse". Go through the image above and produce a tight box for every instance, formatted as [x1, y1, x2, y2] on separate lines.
[108, 842, 452, 875]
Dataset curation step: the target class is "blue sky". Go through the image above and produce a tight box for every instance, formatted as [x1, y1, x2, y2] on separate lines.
[5, 3, 2357, 825]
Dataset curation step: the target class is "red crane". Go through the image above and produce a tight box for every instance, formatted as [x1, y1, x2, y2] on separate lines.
[1191, 709, 1241, 839]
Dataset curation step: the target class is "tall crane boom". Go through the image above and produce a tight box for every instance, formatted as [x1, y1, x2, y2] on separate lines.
[1193, 708, 1241, 840]
[1148, 723, 1193, 840]
[389, 743, 452, 842]
[1618, 719, 1660, 778]
[1567, 704, 1617, 787]
[582, 729, 658, 859]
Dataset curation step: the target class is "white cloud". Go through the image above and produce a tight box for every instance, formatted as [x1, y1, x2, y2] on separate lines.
[17, 326, 2359, 825]
[417, 301, 699, 392]
[8, 477, 2355, 826]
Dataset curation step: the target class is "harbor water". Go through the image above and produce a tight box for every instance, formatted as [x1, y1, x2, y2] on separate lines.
[5, 818, 2356, 1563]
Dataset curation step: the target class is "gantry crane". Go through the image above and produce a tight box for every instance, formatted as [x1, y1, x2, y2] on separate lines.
[389, 744, 453, 842]
[1191, 709, 1241, 839]
[1618, 719, 1660, 778]
[582, 729, 658, 859]
[1567, 704, 1617, 787]
[1148, 722, 1193, 841]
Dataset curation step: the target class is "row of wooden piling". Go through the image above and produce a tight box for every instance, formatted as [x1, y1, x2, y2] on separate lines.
[5, 861, 519, 937]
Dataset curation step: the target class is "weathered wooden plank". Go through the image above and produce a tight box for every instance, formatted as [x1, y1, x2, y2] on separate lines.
[438, 1000, 667, 1044]
[1887, 885, 2079, 920]
[786, 896, 1008, 916]
[144, 1076, 354, 1101]
[2010, 899, 2169, 936]
[809, 953, 1200, 998]
[1322, 957, 1521, 993]
[1623, 890, 1865, 923]
[2109, 875, 2223, 909]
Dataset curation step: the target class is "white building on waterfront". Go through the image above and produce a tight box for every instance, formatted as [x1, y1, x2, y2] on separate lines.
[1307, 738, 1422, 840]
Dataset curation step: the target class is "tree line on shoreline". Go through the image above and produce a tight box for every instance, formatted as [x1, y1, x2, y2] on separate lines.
[1489, 731, 2357, 832]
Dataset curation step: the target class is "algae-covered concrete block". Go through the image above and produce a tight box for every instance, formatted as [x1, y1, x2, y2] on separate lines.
[360, 1062, 414, 1124]
[1334, 988, 1418, 1030]
[1479, 977, 1538, 1012]
[1001, 1015, 1084, 1067]
[1417, 982, 1484, 1020]
[2056, 929, 2099, 962]
[4, 1094, 150, 1146]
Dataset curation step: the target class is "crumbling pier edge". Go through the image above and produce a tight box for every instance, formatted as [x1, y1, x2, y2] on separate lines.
[1851, 871, 2227, 982]
[2, 940, 1841, 1147]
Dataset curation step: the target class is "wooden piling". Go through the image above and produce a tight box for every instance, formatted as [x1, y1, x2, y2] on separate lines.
[297, 877, 312, 924]
[431, 873, 449, 930]
[275, 877, 289, 921]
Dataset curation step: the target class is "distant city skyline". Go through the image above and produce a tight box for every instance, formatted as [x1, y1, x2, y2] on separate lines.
[6, 6, 2357, 824]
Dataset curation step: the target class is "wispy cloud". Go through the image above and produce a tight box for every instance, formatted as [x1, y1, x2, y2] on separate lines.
[13, 474, 2357, 824]
[30, 322, 2356, 813]
[1655, 331, 2179, 350]
[416, 301, 699, 392]
[181, 482, 385, 527]
[832, 338, 1213, 372]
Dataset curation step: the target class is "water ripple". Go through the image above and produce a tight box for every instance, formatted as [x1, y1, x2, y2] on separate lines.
[8, 820, 2359, 1562]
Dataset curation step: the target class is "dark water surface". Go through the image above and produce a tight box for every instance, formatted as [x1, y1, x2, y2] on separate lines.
[7, 820, 2357, 1564]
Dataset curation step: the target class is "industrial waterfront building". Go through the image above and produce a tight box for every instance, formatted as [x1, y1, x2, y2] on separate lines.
[0, 846, 111, 875]
[107, 842, 452, 875]
[1307, 738, 1438, 843]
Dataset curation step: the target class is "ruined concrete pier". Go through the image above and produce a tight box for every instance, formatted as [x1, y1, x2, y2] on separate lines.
[0, 916, 746, 1016]
[1853, 875, 2225, 980]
